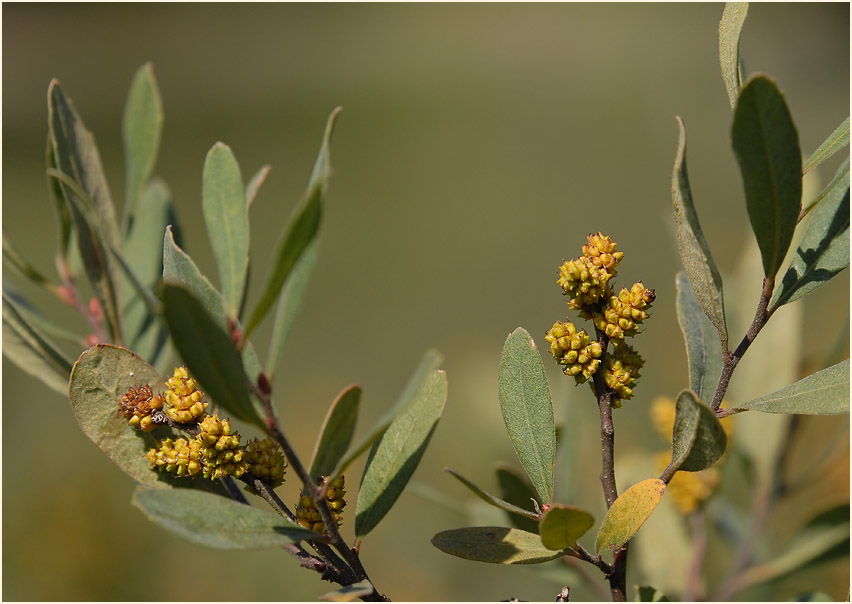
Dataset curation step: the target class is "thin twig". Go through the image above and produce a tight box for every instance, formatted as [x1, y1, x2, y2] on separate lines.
[682, 510, 707, 601]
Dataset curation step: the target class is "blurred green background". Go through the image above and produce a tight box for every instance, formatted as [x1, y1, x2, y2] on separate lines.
[3, 3, 849, 601]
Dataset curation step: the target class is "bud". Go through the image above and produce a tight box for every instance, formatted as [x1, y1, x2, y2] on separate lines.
[119, 384, 164, 432]
[164, 366, 208, 424]
[146, 437, 203, 477]
[294, 475, 347, 533]
[545, 321, 603, 383]
[593, 283, 655, 345]
[601, 344, 644, 406]
[196, 414, 248, 479]
[582, 232, 624, 271]
[246, 438, 288, 487]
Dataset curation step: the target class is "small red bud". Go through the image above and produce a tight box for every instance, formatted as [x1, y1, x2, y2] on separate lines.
[86, 334, 100, 347]
[56, 285, 76, 306]
[257, 372, 272, 395]
[88, 297, 102, 320]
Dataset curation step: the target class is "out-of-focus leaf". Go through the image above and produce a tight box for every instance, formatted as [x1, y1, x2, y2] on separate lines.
[771, 159, 849, 310]
[245, 107, 341, 338]
[245, 164, 272, 211]
[69, 344, 176, 487]
[803, 117, 849, 175]
[46, 135, 72, 258]
[786, 592, 835, 602]
[498, 327, 556, 504]
[309, 385, 361, 478]
[732, 75, 802, 281]
[431, 527, 567, 565]
[670, 390, 727, 473]
[538, 504, 594, 550]
[160, 284, 262, 428]
[3, 291, 73, 394]
[319, 581, 374, 602]
[354, 369, 447, 537]
[122, 62, 163, 232]
[132, 487, 319, 549]
[495, 463, 540, 533]
[445, 468, 539, 522]
[595, 479, 666, 554]
[266, 239, 318, 378]
[672, 117, 729, 350]
[637, 586, 672, 602]
[2, 235, 58, 294]
[2, 285, 85, 346]
[202, 143, 248, 318]
[802, 156, 850, 219]
[729, 359, 849, 415]
[719, 2, 748, 111]
[328, 349, 443, 482]
[675, 272, 723, 401]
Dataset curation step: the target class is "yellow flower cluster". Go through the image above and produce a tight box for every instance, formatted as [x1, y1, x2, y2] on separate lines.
[545, 320, 603, 383]
[295, 475, 347, 533]
[593, 283, 656, 345]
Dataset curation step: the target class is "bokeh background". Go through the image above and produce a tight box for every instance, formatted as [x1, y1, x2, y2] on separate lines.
[3, 3, 849, 601]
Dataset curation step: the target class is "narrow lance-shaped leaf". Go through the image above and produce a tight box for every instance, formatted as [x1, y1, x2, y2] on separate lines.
[245, 107, 341, 338]
[669, 390, 727, 473]
[3, 292, 73, 395]
[771, 159, 849, 310]
[46, 134, 72, 258]
[132, 487, 319, 550]
[803, 117, 850, 175]
[354, 369, 447, 537]
[3, 284, 86, 346]
[719, 2, 748, 111]
[637, 586, 672, 602]
[495, 463, 540, 533]
[445, 467, 540, 522]
[672, 117, 729, 350]
[538, 504, 595, 551]
[498, 327, 556, 504]
[160, 284, 263, 428]
[732, 74, 802, 281]
[245, 164, 272, 211]
[801, 156, 849, 219]
[729, 359, 849, 415]
[309, 385, 361, 478]
[675, 272, 723, 400]
[202, 143, 248, 319]
[595, 479, 666, 554]
[2, 234, 59, 295]
[122, 62, 163, 234]
[432, 527, 567, 565]
[319, 581, 374, 602]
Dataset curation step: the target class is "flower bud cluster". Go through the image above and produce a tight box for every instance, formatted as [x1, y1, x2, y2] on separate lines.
[118, 385, 164, 432]
[196, 415, 249, 480]
[164, 366, 208, 423]
[601, 344, 644, 406]
[544, 320, 603, 383]
[146, 437, 203, 476]
[557, 233, 623, 311]
[246, 438, 288, 487]
[295, 475, 347, 533]
[593, 283, 656, 345]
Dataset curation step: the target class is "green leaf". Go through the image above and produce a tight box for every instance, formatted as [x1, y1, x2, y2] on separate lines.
[670, 390, 727, 473]
[245, 107, 341, 338]
[46, 135, 72, 258]
[719, 3, 748, 111]
[2, 291, 73, 395]
[786, 592, 835, 602]
[771, 159, 849, 310]
[732, 74, 802, 281]
[160, 284, 262, 428]
[266, 239, 318, 379]
[245, 164, 272, 211]
[498, 327, 556, 504]
[2, 285, 85, 346]
[202, 143, 248, 318]
[803, 117, 850, 175]
[2, 234, 58, 295]
[494, 463, 540, 533]
[595, 479, 666, 554]
[354, 369, 447, 537]
[636, 586, 672, 602]
[319, 581, 374, 602]
[309, 385, 361, 478]
[672, 117, 729, 350]
[69, 344, 177, 487]
[538, 504, 594, 550]
[675, 272, 724, 401]
[445, 467, 540, 522]
[431, 527, 567, 565]
[729, 359, 849, 415]
[122, 62, 163, 233]
[132, 487, 319, 549]
[328, 349, 443, 482]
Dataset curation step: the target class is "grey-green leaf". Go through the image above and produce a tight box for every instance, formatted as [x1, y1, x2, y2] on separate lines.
[245, 164, 272, 211]
[354, 369, 447, 537]
[803, 117, 849, 175]
[719, 2, 748, 111]
[3, 291, 73, 395]
[431, 527, 567, 565]
[730, 359, 849, 415]
[538, 504, 594, 550]
[498, 327, 555, 504]
[319, 581, 374, 602]
[595, 479, 666, 554]
[672, 117, 729, 350]
[445, 467, 540, 522]
[771, 159, 849, 310]
[309, 385, 361, 478]
[670, 390, 727, 473]
[675, 272, 723, 400]
[495, 463, 540, 533]
[160, 284, 262, 428]
[122, 62, 163, 233]
[202, 143, 248, 318]
[637, 586, 672, 602]
[245, 107, 341, 338]
[132, 487, 319, 549]
[732, 74, 802, 281]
